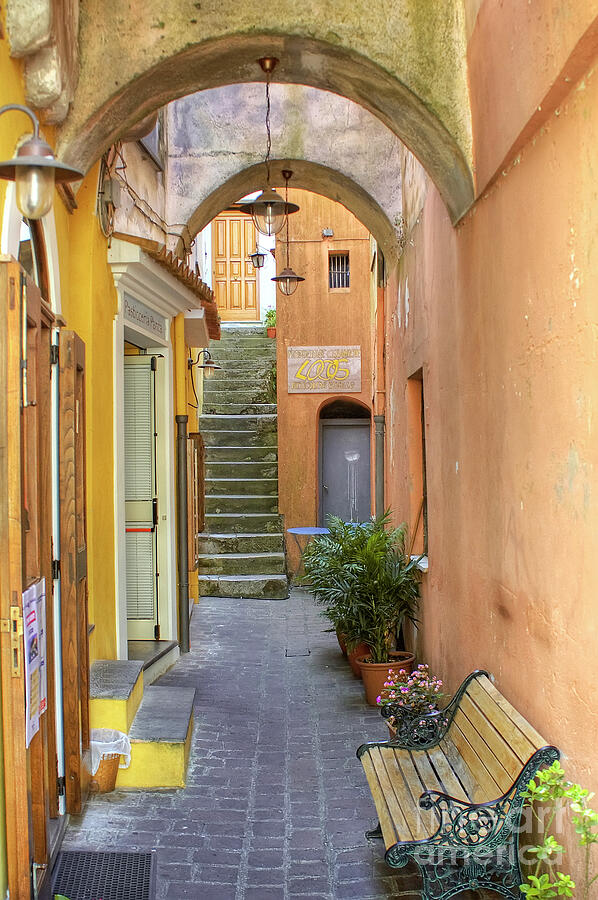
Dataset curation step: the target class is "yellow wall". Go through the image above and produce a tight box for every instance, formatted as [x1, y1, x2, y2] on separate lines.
[0, 29, 27, 900]
[59, 165, 119, 661]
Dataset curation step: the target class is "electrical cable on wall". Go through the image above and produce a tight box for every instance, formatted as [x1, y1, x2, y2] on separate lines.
[100, 143, 195, 256]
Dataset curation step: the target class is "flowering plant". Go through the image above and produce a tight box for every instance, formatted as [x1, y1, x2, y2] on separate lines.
[376, 663, 444, 725]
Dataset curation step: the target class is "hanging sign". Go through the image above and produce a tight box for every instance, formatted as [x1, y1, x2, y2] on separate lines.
[23, 579, 47, 747]
[287, 346, 361, 393]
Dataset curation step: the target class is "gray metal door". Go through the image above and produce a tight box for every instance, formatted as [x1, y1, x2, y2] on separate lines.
[320, 420, 371, 524]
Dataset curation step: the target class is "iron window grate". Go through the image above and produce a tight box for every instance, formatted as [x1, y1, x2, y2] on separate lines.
[329, 252, 350, 289]
[52, 850, 156, 900]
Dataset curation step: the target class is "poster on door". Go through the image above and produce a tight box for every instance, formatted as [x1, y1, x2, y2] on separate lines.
[23, 578, 47, 747]
[287, 346, 361, 393]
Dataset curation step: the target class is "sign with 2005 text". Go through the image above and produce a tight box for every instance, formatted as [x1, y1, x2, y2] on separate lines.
[287, 346, 361, 393]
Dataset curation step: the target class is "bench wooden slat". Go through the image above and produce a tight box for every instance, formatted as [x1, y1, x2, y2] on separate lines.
[466, 679, 539, 762]
[425, 745, 470, 803]
[476, 676, 546, 750]
[380, 747, 436, 841]
[361, 749, 398, 847]
[439, 737, 480, 800]
[449, 723, 504, 802]
[455, 700, 513, 795]
[459, 693, 525, 783]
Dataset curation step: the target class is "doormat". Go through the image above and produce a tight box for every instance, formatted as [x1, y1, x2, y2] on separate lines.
[52, 850, 156, 900]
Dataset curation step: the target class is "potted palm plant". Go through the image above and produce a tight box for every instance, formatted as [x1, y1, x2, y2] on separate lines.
[302, 512, 421, 700]
[264, 307, 276, 337]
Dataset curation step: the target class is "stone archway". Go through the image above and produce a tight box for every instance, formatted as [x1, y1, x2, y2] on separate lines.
[166, 84, 405, 262]
[57, 3, 474, 221]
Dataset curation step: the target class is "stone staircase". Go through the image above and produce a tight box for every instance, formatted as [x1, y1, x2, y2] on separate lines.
[197, 325, 288, 600]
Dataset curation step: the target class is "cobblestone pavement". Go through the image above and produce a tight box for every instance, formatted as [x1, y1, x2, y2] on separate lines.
[63, 589, 484, 899]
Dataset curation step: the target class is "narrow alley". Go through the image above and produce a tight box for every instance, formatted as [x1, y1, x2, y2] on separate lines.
[62, 590, 444, 900]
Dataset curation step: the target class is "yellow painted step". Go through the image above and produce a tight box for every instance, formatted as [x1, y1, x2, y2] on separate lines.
[116, 685, 195, 789]
[89, 660, 144, 733]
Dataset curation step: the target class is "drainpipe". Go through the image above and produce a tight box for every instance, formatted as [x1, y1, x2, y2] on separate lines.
[374, 415, 385, 517]
[174, 313, 190, 653]
[176, 414, 190, 653]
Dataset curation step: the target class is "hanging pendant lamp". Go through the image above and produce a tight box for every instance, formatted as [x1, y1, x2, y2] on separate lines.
[272, 170, 304, 296]
[241, 58, 299, 236]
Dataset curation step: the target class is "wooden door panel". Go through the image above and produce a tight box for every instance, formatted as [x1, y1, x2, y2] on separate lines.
[211, 214, 259, 321]
[59, 331, 90, 814]
[0, 261, 35, 900]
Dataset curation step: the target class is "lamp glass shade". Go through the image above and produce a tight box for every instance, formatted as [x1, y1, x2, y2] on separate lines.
[202, 361, 216, 379]
[15, 164, 54, 219]
[249, 249, 266, 269]
[243, 188, 299, 237]
[272, 267, 305, 296]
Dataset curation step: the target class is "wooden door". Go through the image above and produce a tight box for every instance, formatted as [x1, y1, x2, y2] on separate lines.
[0, 259, 64, 899]
[212, 213, 259, 321]
[59, 331, 90, 815]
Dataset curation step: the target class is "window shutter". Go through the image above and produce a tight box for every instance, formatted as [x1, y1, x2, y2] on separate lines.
[125, 531, 156, 619]
[124, 363, 154, 501]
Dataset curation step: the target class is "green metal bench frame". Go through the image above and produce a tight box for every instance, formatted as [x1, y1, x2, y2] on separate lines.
[357, 670, 560, 900]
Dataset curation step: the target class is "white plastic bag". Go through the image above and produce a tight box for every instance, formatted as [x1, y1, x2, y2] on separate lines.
[89, 728, 131, 775]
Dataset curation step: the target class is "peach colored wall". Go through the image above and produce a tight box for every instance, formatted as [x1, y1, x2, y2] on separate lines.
[385, 25, 598, 814]
[468, 2, 598, 191]
[276, 190, 375, 571]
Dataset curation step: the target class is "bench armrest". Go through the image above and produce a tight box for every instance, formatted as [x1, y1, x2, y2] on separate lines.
[415, 745, 560, 852]
[381, 669, 492, 750]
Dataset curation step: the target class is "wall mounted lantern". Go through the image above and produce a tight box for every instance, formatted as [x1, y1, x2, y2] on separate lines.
[0, 104, 83, 219]
[248, 245, 267, 269]
[271, 170, 304, 296]
[240, 58, 299, 237]
[195, 348, 222, 379]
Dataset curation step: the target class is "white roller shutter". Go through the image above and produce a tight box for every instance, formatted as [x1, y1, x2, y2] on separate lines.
[124, 363, 154, 501]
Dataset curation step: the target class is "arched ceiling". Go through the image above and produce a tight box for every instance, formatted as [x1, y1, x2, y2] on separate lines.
[57, 2, 474, 222]
[166, 85, 406, 261]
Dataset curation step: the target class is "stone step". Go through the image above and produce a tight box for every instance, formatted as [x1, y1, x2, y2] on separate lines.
[203, 388, 272, 405]
[197, 552, 286, 575]
[204, 512, 283, 533]
[202, 402, 277, 416]
[205, 445, 278, 462]
[206, 477, 279, 496]
[214, 346, 276, 361]
[205, 494, 279, 514]
[89, 659, 144, 733]
[200, 414, 277, 431]
[207, 358, 275, 374]
[203, 429, 278, 448]
[206, 461, 278, 479]
[197, 532, 285, 554]
[217, 334, 274, 348]
[219, 326, 268, 338]
[116, 685, 195, 789]
[197, 573, 289, 600]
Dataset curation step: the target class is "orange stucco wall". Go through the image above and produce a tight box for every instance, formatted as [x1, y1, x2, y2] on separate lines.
[276, 190, 375, 571]
[386, 11, 598, 813]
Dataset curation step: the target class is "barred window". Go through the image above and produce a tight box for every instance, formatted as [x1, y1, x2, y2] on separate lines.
[329, 252, 350, 289]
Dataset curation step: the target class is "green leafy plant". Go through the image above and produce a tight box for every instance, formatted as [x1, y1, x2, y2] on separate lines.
[302, 511, 420, 663]
[520, 760, 598, 899]
[264, 307, 276, 328]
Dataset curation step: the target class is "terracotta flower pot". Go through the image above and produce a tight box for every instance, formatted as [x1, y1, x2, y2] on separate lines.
[266, 326, 276, 337]
[357, 651, 416, 706]
[336, 629, 348, 657]
[347, 642, 371, 677]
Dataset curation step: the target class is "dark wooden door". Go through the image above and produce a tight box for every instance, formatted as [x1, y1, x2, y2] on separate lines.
[59, 331, 90, 814]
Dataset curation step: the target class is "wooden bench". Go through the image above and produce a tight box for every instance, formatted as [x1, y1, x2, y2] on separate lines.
[357, 670, 559, 900]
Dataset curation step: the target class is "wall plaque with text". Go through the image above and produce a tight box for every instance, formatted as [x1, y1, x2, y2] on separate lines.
[287, 346, 361, 393]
